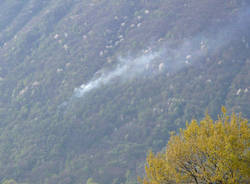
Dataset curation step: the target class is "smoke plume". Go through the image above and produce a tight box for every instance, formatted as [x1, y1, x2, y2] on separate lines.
[71, 6, 250, 99]
[73, 52, 161, 98]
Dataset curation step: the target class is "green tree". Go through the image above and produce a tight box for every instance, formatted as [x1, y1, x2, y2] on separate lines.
[139, 107, 250, 184]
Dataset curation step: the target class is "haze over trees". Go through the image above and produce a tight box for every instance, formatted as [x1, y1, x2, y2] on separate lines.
[0, 0, 249, 183]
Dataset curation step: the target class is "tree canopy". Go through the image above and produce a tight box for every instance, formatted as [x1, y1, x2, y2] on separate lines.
[140, 107, 250, 184]
[2, 180, 17, 184]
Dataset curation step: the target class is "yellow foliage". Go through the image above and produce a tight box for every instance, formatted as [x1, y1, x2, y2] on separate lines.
[140, 108, 249, 184]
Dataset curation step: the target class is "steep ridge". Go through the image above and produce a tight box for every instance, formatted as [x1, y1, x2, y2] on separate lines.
[0, 0, 249, 183]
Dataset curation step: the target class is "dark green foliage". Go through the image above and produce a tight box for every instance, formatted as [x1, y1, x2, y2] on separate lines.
[0, 0, 249, 184]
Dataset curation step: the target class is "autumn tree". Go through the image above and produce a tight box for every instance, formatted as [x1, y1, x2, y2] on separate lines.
[2, 180, 17, 184]
[139, 107, 250, 184]
[86, 178, 99, 184]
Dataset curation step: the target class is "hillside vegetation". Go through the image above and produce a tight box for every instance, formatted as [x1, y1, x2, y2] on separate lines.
[0, 0, 249, 184]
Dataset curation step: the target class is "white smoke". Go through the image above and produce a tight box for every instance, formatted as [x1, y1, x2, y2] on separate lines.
[73, 52, 161, 98]
[72, 6, 250, 99]
[73, 65, 127, 97]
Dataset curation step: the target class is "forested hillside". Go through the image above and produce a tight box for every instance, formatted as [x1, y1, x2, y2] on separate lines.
[0, 0, 249, 183]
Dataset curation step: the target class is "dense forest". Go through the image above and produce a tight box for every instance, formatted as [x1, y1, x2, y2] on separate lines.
[0, 0, 249, 184]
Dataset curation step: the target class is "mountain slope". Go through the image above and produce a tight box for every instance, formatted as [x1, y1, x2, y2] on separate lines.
[0, 0, 249, 183]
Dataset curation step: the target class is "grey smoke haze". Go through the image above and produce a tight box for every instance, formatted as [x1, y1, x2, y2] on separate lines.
[73, 52, 161, 98]
[72, 6, 250, 99]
